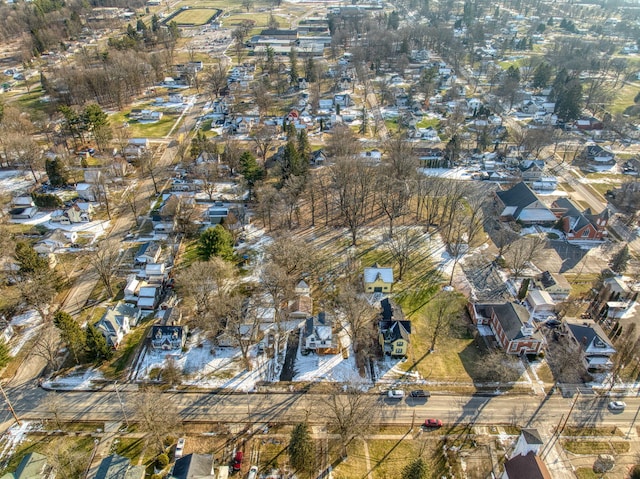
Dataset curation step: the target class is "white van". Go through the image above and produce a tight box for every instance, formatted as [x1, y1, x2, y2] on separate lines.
[247, 466, 258, 479]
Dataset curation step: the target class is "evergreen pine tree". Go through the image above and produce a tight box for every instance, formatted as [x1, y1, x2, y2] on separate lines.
[14, 242, 49, 273]
[610, 244, 630, 274]
[198, 225, 234, 261]
[85, 323, 113, 363]
[53, 310, 86, 364]
[289, 423, 315, 477]
[402, 458, 429, 479]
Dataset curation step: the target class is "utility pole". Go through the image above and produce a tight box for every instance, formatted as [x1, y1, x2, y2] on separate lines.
[114, 381, 129, 428]
[0, 382, 21, 426]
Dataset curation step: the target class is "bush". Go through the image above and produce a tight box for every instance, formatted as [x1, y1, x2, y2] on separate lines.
[156, 453, 169, 468]
[31, 192, 62, 208]
[631, 465, 640, 479]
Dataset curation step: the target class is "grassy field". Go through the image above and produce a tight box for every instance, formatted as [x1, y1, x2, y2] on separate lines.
[416, 117, 440, 129]
[563, 440, 630, 455]
[172, 8, 219, 25]
[611, 82, 640, 114]
[575, 468, 600, 479]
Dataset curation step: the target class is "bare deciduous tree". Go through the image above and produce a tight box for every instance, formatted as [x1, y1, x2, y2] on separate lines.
[32, 326, 61, 372]
[323, 384, 376, 458]
[332, 284, 376, 355]
[133, 387, 182, 452]
[385, 228, 421, 281]
[87, 239, 121, 298]
[504, 236, 548, 278]
[331, 157, 373, 246]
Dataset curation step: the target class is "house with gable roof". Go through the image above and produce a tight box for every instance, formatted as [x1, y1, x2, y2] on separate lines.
[534, 271, 571, 302]
[511, 428, 544, 457]
[95, 302, 141, 349]
[363, 263, 394, 293]
[501, 451, 551, 479]
[551, 198, 609, 242]
[379, 298, 411, 357]
[303, 312, 335, 354]
[151, 325, 187, 351]
[289, 280, 313, 320]
[469, 302, 543, 355]
[563, 319, 616, 372]
[494, 182, 556, 225]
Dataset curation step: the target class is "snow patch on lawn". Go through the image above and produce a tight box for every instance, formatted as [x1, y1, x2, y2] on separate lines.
[0, 170, 35, 195]
[0, 421, 41, 469]
[42, 367, 105, 390]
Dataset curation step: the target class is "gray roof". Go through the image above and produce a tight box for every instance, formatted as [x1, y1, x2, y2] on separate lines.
[1, 452, 49, 479]
[94, 455, 145, 479]
[565, 320, 614, 352]
[521, 428, 543, 445]
[553, 198, 608, 234]
[380, 320, 411, 343]
[170, 454, 214, 479]
[495, 182, 541, 219]
[490, 303, 533, 341]
[503, 451, 551, 479]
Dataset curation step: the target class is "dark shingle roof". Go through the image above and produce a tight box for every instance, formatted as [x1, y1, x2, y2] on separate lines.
[495, 182, 540, 218]
[490, 303, 531, 340]
[380, 320, 411, 342]
[565, 320, 613, 352]
[94, 455, 145, 479]
[521, 428, 543, 445]
[504, 452, 551, 479]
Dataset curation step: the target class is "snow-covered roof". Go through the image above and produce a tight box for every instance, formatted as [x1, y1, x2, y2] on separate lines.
[363, 265, 394, 284]
[517, 209, 557, 222]
[527, 289, 555, 307]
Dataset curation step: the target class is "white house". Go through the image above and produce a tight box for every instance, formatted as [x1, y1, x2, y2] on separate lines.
[95, 302, 141, 348]
[303, 312, 334, 352]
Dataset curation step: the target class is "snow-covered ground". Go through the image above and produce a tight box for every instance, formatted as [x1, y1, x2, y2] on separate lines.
[419, 167, 474, 179]
[0, 421, 41, 469]
[0, 170, 36, 195]
[10, 213, 110, 241]
[9, 310, 44, 356]
[41, 367, 105, 390]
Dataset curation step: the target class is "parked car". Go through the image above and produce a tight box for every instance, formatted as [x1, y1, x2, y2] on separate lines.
[410, 390, 430, 398]
[175, 438, 185, 458]
[387, 390, 405, 399]
[423, 418, 443, 428]
[232, 451, 243, 471]
[247, 466, 258, 479]
[608, 401, 626, 411]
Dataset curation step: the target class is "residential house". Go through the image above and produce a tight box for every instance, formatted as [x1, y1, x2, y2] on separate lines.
[9, 196, 38, 220]
[576, 117, 603, 131]
[563, 319, 616, 372]
[95, 302, 141, 348]
[501, 451, 551, 479]
[170, 454, 215, 479]
[360, 149, 382, 165]
[289, 279, 313, 320]
[51, 203, 94, 224]
[124, 277, 140, 302]
[534, 271, 571, 302]
[76, 183, 98, 202]
[469, 302, 544, 355]
[34, 230, 77, 254]
[137, 285, 161, 310]
[303, 312, 335, 353]
[525, 290, 555, 314]
[135, 242, 162, 265]
[363, 264, 394, 293]
[334, 94, 352, 107]
[311, 150, 327, 166]
[519, 161, 544, 183]
[94, 454, 146, 479]
[144, 263, 167, 284]
[151, 325, 187, 351]
[551, 198, 609, 242]
[379, 298, 411, 357]
[0, 452, 53, 479]
[590, 276, 638, 320]
[156, 307, 182, 326]
[494, 182, 556, 225]
[584, 145, 615, 164]
[205, 206, 229, 225]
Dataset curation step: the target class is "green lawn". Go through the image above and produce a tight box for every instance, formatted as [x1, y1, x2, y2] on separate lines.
[172, 8, 219, 25]
[575, 468, 600, 479]
[110, 111, 180, 138]
[563, 440, 630, 455]
[416, 117, 440, 129]
[611, 82, 640, 114]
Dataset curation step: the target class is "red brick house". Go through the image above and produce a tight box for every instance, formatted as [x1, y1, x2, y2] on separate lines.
[551, 198, 609, 242]
[469, 302, 543, 355]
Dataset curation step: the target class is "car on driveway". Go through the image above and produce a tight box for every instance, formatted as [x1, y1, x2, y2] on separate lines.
[175, 438, 185, 459]
[387, 390, 405, 399]
[423, 418, 443, 428]
[609, 401, 626, 411]
[410, 390, 430, 398]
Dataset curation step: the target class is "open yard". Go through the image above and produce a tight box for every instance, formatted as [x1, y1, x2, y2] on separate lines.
[171, 8, 219, 26]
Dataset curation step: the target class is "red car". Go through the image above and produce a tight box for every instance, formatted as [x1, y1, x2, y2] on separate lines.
[423, 418, 443, 428]
[232, 451, 243, 472]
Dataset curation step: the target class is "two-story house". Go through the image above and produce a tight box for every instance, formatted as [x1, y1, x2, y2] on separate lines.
[469, 302, 543, 355]
[563, 319, 616, 372]
[378, 298, 411, 357]
[95, 302, 141, 349]
[551, 198, 609, 242]
[303, 312, 335, 354]
[151, 325, 187, 351]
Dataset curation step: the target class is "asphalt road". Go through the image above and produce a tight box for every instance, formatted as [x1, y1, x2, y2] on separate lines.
[6, 387, 640, 433]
